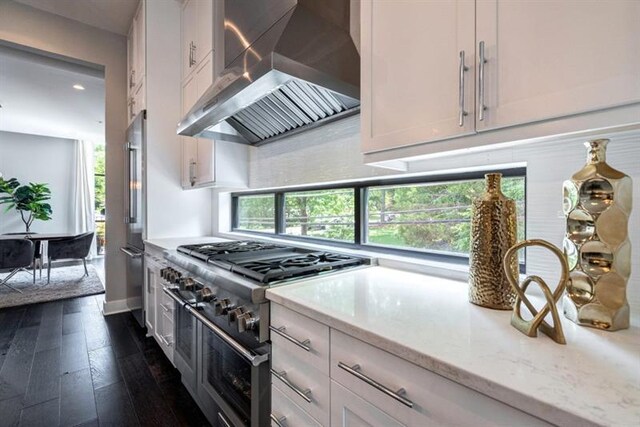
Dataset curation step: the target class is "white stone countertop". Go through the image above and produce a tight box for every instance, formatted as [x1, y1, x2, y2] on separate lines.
[266, 266, 640, 427]
[144, 236, 230, 252]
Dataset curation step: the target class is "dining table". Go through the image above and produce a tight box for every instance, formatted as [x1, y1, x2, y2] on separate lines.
[0, 232, 76, 241]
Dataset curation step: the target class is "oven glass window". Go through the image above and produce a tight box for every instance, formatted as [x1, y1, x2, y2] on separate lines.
[236, 193, 276, 232]
[203, 328, 251, 424]
[176, 306, 194, 361]
[284, 188, 355, 242]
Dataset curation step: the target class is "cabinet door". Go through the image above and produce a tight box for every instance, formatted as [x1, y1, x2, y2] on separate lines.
[196, 0, 213, 64]
[476, 0, 640, 131]
[196, 138, 215, 186]
[361, 0, 476, 154]
[195, 50, 214, 100]
[134, 1, 145, 88]
[182, 0, 198, 79]
[182, 73, 198, 115]
[331, 381, 405, 427]
[144, 262, 156, 336]
[127, 31, 135, 97]
[182, 138, 198, 188]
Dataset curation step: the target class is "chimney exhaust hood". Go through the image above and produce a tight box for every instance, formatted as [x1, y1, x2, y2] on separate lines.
[177, 0, 360, 145]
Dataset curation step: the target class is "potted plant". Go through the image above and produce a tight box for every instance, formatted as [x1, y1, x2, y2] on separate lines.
[0, 177, 53, 233]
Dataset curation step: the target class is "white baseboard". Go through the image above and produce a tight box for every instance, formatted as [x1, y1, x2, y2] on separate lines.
[102, 298, 142, 316]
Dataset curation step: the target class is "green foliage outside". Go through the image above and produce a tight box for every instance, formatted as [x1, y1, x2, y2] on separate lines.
[0, 177, 53, 233]
[94, 144, 106, 255]
[236, 177, 526, 255]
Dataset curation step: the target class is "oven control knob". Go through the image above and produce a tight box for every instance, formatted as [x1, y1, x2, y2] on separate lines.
[172, 271, 182, 284]
[214, 298, 235, 316]
[179, 277, 195, 291]
[228, 306, 246, 323]
[237, 312, 258, 333]
[196, 287, 215, 303]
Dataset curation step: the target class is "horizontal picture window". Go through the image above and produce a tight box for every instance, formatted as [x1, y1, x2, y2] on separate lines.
[284, 188, 355, 242]
[235, 193, 275, 233]
[232, 168, 526, 264]
[366, 177, 525, 258]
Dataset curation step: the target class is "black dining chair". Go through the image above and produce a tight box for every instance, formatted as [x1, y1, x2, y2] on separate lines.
[47, 232, 95, 284]
[0, 239, 35, 292]
[3, 232, 43, 279]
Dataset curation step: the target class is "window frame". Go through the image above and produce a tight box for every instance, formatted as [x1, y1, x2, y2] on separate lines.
[231, 167, 527, 269]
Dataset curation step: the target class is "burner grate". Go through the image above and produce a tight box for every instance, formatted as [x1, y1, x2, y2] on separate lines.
[233, 252, 367, 283]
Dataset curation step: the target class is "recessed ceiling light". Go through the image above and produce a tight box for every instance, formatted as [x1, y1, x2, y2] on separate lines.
[73, 84, 85, 90]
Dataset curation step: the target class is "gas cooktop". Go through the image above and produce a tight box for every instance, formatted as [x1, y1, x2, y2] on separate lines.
[176, 240, 370, 284]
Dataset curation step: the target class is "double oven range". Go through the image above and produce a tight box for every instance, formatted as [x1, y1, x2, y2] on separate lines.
[160, 241, 370, 427]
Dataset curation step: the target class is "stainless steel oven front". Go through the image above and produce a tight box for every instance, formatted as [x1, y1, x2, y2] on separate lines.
[173, 293, 198, 394]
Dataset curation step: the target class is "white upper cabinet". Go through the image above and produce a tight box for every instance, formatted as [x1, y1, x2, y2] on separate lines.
[362, 0, 640, 155]
[361, 0, 476, 153]
[476, 0, 640, 131]
[181, 0, 198, 80]
[127, 0, 146, 124]
[181, 0, 220, 114]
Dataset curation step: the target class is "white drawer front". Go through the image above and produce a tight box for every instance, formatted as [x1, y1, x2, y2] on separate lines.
[271, 303, 329, 374]
[331, 330, 550, 427]
[331, 380, 405, 427]
[272, 340, 330, 426]
[272, 383, 322, 427]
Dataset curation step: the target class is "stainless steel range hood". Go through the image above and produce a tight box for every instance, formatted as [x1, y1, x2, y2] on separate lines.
[177, 0, 360, 145]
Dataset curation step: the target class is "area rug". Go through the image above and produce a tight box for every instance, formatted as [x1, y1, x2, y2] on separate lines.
[0, 264, 104, 309]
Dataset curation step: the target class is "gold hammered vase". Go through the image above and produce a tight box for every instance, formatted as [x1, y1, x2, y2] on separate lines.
[469, 173, 518, 309]
[562, 139, 632, 331]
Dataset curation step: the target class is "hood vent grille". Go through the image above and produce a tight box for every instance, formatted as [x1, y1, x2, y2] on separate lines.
[228, 80, 349, 141]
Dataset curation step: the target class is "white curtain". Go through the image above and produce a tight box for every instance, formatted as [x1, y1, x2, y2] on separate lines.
[71, 139, 96, 257]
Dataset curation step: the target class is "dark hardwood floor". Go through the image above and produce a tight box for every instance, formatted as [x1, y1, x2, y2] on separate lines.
[0, 295, 210, 427]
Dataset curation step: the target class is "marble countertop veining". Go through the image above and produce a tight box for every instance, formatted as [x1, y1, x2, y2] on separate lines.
[266, 266, 640, 427]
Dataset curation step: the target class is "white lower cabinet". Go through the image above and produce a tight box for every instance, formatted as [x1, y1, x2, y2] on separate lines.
[270, 302, 551, 427]
[272, 384, 322, 427]
[331, 380, 404, 427]
[144, 250, 173, 364]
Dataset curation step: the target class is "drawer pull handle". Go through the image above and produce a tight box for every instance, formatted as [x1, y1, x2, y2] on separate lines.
[338, 362, 414, 408]
[269, 325, 311, 352]
[160, 303, 172, 312]
[271, 369, 312, 403]
[158, 334, 173, 347]
[270, 414, 287, 427]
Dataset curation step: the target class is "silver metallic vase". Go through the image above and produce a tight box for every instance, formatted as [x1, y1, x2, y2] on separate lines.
[562, 139, 632, 331]
[469, 173, 518, 309]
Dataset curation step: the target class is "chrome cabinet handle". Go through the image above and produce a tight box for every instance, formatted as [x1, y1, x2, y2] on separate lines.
[129, 70, 135, 88]
[269, 325, 311, 352]
[338, 362, 414, 408]
[192, 42, 197, 65]
[478, 41, 487, 121]
[458, 50, 468, 127]
[158, 334, 173, 347]
[160, 303, 172, 313]
[217, 412, 232, 427]
[271, 369, 312, 403]
[189, 159, 197, 186]
[270, 414, 287, 427]
[188, 42, 192, 67]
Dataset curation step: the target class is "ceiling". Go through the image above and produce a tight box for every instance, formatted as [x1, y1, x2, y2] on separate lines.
[0, 46, 106, 142]
[14, 0, 140, 36]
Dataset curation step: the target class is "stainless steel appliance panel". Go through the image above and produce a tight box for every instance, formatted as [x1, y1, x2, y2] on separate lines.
[122, 111, 146, 327]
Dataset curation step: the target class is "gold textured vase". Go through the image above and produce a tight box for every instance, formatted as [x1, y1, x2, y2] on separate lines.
[562, 139, 632, 331]
[469, 173, 518, 309]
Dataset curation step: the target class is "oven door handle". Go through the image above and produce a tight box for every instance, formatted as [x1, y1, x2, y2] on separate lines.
[162, 287, 269, 367]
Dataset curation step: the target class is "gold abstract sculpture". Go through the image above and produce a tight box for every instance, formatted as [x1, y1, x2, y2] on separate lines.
[504, 239, 569, 345]
[469, 173, 518, 309]
[562, 139, 632, 331]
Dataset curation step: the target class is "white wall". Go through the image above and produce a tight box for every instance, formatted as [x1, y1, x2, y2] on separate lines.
[0, 131, 75, 234]
[0, 0, 128, 303]
[216, 115, 640, 316]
